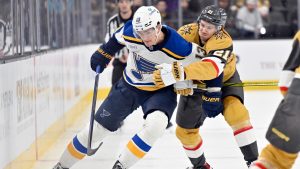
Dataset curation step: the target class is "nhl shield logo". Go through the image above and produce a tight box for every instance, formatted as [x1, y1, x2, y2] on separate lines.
[136, 17, 141, 24]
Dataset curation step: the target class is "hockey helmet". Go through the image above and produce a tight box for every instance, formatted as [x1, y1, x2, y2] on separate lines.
[198, 5, 227, 29]
[132, 6, 161, 32]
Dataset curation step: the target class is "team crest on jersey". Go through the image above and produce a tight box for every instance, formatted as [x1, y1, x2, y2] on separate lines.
[180, 25, 193, 35]
[131, 52, 157, 80]
[99, 109, 111, 118]
[214, 31, 226, 40]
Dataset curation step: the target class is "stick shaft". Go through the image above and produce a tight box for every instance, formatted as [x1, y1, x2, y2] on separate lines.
[87, 66, 101, 156]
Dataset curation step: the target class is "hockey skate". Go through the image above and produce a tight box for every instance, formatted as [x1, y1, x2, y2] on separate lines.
[112, 160, 125, 169]
[186, 162, 213, 169]
[166, 122, 173, 129]
[53, 162, 68, 169]
[246, 161, 253, 168]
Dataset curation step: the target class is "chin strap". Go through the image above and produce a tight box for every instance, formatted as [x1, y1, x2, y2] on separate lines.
[152, 27, 161, 47]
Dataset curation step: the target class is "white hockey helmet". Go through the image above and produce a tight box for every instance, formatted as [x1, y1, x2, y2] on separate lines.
[132, 6, 161, 32]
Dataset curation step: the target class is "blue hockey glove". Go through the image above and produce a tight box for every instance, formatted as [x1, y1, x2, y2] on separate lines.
[202, 91, 223, 118]
[90, 48, 111, 73]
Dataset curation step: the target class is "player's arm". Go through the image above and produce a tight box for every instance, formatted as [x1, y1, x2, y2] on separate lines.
[153, 43, 229, 87]
[279, 33, 300, 96]
[184, 44, 232, 80]
[197, 48, 230, 118]
[177, 23, 228, 80]
[90, 27, 126, 73]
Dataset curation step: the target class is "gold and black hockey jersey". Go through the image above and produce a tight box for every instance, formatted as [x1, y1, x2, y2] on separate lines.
[178, 23, 237, 82]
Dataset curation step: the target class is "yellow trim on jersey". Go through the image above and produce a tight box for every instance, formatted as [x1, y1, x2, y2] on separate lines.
[127, 140, 146, 158]
[123, 35, 143, 43]
[162, 48, 185, 59]
[135, 85, 164, 91]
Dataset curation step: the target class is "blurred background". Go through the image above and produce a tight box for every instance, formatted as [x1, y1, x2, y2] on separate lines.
[0, 0, 299, 61]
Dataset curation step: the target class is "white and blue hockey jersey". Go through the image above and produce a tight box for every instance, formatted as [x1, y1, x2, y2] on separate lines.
[109, 21, 201, 91]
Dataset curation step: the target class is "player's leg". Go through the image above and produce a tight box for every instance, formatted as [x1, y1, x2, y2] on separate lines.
[54, 79, 139, 169]
[176, 92, 212, 169]
[113, 86, 177, 169]
[250, 144, 298, 169]
[54, 122, 112, 169]
[222, 70, 258, 166]
[250, 78, 300, 169]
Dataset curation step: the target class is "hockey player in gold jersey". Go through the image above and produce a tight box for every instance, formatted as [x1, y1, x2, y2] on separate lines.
[249, 31, 300, 169]
[153, 5, 258, 169]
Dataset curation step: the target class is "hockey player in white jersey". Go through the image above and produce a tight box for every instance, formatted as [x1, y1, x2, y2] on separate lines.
[53, 6, 206, 169]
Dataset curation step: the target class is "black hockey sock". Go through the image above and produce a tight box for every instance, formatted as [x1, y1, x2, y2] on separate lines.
[240, 141, 259, 165]
[189, 154, 207, 168]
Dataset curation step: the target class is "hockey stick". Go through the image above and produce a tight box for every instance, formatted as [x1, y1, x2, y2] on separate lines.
[87, 66, 103, 156]
[223, 81, 278, 87]
[195, 81, 278, 89]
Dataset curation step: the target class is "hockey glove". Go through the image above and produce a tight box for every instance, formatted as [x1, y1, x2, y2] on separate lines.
[90, 48, 112, 73]
[174, 80, 194, 96]
[153, 62, 185, 87]
[202, 91, 223, 118]
[202, 72, 223, 118]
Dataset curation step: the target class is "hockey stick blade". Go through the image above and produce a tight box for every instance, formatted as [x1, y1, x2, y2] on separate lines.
[87, 142, 103, 156]
[87, 66, 101, 156]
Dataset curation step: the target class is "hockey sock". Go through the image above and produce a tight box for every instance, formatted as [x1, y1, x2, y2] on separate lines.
[117, 111, 168, 168]
[233, 124, 258, 164]
[183, 140, 206, 167]
[58, 122, 111, 168]
[59, 136, 86, 168]
[240, 141, 258, 165]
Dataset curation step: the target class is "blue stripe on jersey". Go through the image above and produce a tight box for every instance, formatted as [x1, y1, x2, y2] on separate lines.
[122, 20, 136, 37]
[73, 135, 87, 154]
[162, 26, 193, 57]
[132, 134, 151, 152]
[123, 70, 155, 86]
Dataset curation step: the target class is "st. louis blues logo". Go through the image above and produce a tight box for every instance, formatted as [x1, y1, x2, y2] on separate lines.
[99, 109, 111, 118]
[131, 52, 156, 80]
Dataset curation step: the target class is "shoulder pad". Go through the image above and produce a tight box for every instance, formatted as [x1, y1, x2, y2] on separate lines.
[177, 23, 200, 44]
[162, 26, 193, 60]
[205, 29, 233, 53]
